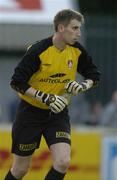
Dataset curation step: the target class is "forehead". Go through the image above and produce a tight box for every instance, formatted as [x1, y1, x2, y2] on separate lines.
[67, 19, 81, 27]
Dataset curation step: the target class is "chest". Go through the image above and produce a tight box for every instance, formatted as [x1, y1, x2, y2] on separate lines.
[39, 46, 81, 74]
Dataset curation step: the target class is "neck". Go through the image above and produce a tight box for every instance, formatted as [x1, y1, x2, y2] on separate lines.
[52, 33, 66, 51]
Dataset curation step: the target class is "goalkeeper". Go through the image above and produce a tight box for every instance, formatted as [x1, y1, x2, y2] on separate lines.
[5, 9, 100, 180]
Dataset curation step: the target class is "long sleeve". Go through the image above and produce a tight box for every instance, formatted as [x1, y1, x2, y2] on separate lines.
[77, 43, 101, 86]
[10, 44, 41, 94]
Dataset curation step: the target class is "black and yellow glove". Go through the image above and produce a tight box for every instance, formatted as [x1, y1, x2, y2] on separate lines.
[35, 91, 68, 113]
[65, 80, 93, 95]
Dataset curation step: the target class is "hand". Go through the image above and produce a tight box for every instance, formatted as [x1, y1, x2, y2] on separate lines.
[65, 80, 93, 95]
[35, 91, 68, 113]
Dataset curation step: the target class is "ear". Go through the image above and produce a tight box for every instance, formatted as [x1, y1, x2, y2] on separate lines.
[58, 24, 65, 32]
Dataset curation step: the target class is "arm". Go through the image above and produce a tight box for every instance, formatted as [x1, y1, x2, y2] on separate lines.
[77, 46, 100, 86]
[10, 44, 40, 94]
[65, 44, 101, 95]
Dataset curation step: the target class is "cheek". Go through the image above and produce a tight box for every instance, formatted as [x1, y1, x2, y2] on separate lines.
[65, 31, 73, 38]
[63, 30, 74, 42]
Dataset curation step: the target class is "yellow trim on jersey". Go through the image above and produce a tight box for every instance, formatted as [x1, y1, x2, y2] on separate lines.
[19, 45, 81, 109]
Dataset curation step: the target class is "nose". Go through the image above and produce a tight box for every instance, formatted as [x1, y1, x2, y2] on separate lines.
[77, 33, 81, 37]
[77, 32, 81, 38]
[77, 29, 81, 37]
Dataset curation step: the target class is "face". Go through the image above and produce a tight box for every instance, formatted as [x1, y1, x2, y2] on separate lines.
[59, 19, 81, 45]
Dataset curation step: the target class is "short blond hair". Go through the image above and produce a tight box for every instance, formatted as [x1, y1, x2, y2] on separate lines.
[54, 9, 84, 32]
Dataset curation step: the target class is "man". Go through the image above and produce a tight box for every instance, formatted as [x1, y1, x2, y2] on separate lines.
[101, 91, 117, 127]
[5, 9, 100, 180]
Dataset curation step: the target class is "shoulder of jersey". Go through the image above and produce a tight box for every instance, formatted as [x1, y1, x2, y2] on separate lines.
[27, 36, 53, 55]
[70, 41, 85, 52]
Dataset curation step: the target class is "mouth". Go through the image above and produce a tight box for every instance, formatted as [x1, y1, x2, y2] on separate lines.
[73, 38, 78, 42]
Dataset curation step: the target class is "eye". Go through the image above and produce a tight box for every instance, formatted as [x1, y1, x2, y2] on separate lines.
[73, 26, 79, 30]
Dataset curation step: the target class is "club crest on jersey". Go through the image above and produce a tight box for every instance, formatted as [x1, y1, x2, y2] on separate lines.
[68, 60, 73, 69]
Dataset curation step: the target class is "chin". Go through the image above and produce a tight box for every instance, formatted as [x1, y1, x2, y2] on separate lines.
[70, 41, 75, 45]
[68, 41, 74, 45]
[66, 40, 75, 45]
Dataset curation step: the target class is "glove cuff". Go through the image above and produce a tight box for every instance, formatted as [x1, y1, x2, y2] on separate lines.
[35, 90, 48, 103]
[35, 90, 56, 105]
[82, 79, 93, 90]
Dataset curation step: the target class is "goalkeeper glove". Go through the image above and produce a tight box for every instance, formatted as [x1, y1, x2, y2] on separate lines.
[65, 80, 93, 95]
[35, 91, 68, 113]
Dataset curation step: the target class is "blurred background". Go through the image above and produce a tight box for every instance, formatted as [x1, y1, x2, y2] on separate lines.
[0, 0, 117, 180]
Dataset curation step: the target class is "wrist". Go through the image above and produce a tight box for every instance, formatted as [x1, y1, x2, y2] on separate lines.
[82, 79, 93, 90]
[35, 90, 48, 103]
[35, 90, 56, 105]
